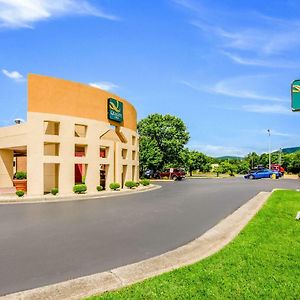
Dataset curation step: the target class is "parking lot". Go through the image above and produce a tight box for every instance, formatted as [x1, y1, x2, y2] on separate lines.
[0, 177, 299, 296]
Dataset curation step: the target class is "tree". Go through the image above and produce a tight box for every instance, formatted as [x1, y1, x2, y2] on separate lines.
[181, 149, 210, 176]
[287, 151, 300, 173]
[258, 153, 269, 167]
[138, 114, 190, 170]
[282, 153, 293, 171]
[245, 152, 260, 169]
[212, 165, 223, 177]
[220, 161, 237, 176]
[237, 160, 250, 174]
[139, 136, 163, 172]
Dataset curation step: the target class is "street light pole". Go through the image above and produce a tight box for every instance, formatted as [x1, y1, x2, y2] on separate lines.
[279, 148, 282, 165]
[267, 129, 271, 169]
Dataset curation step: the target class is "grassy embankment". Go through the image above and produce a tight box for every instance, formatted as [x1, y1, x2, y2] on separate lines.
[88, 190, 300, 299]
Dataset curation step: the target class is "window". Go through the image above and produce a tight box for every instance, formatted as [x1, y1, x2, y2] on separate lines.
[75, 164, 88, 184]
[132, 151, 136, 160]
[122, 149, 128, 159]
[132, 136, 136, 146]
[74, 124, 87, 138]
[75, 144, 87, 157]
[44, 121, 60, 135]
[100, 146, 109, 158]
[44, 163, 59, 193]
[132, 165, 136, 181]
[44, 142, 60, 156]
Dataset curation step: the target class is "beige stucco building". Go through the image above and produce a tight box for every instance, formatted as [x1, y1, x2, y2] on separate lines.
[0, 74, 139, 196]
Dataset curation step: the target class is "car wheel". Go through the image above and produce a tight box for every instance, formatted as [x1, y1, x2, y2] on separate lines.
[172, 175, 178, 181]
[249, 175, 254, 180]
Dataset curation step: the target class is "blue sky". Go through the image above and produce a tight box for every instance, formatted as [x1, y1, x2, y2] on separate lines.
[0, 0, 299, 157]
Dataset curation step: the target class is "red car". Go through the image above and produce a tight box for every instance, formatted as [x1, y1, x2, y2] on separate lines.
[271, 164, 285, 176]
[156, 168, 186, 180]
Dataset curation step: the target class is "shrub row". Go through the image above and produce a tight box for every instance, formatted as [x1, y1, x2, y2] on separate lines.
[15, 179, 151, 198]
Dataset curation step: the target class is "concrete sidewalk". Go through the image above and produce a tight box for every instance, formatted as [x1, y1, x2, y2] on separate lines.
[0, 184, 161, 204]
[1, 190, 271, 300]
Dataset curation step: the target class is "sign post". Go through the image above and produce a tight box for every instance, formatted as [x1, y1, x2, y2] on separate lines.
[291, 80, 300, 190]
[291, 80, 300, 112]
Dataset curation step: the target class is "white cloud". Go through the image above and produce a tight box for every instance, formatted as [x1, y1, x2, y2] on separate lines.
[2, 69, 25, 82]
[174, 0, 300, 67]
[241, 104, 291, 115]
[0, 0, 119, 29]
[212, 78, 286, 103]
[89, 81, 119, 91]
[222, 51, 300, 69]
[180, 75, 288, 103]
[189, 143, 247, 157]
[190, 13, 300, 56]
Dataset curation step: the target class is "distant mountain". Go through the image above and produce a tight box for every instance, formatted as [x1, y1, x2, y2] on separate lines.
[216, 147, 300, 160]
[216, 156, 243, 160]
[280, 146, 300, 154]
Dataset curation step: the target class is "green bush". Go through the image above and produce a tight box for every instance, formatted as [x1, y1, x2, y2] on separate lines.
[97, 185, 103, 192]
[16, 190, 25, 197]
[140, 179, 150, 186]
[73, 184, 87, 194]
[135, 182, 140, 187]
[125, 181, 136, 189]
[15, 171, 27, 180]
[51, 188, 59, 195]
[109, 182, 120, 191]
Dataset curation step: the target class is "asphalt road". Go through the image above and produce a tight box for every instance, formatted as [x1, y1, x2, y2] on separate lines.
[0, 177, 299, 296]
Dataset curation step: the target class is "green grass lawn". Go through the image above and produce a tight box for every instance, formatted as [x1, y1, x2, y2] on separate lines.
[88, 190, 300, 300]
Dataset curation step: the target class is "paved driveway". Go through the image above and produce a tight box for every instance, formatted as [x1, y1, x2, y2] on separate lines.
[0, 177, 299, 296]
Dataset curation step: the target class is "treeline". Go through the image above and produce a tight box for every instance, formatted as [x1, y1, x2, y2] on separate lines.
[138, 114, 300, 175]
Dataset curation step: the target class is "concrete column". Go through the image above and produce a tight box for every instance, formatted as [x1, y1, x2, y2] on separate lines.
[85, 123, 100, 193]
[115, 142, 122, 185]
[27, 116, 44, 196]
[0, 149, 14, 188]
[126, 163, 132, 183]
[59, 120, 75, 195]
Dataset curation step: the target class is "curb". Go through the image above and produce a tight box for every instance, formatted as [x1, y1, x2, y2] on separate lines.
[0, 191, 271, 299]
[0, 185, 161, 205]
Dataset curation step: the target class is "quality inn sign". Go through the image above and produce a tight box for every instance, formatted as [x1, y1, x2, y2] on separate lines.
[291, 80, 300, 112]
[108, 98, 123, 122]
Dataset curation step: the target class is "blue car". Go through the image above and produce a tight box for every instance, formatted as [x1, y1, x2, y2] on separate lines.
[244, 169, 281, 179]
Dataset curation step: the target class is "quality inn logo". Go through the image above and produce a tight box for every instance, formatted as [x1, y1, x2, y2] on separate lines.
[108, 98, 123, 122]
[291, 80, 300, 112]
[292, 85, 300, 93]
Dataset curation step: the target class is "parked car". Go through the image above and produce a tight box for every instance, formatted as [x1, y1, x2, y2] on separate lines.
[244, 169, 281, 179]
[143, 169, 159, 179]
[156, 168, 186, 180]
[271, 164, 285, 176]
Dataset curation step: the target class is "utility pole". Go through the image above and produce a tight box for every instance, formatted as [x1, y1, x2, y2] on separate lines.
[267, 129, 271, 169]
[279, 148, 282, 165]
